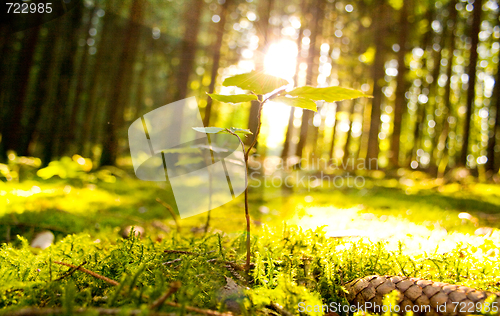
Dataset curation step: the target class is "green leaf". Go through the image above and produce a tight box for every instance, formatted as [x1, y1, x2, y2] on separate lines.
[193, 127, 226, 134]
[228, 127, 253, 135]
[222, 71, 289, 95]
[192, 127, 253, 135]
[272, 96, 318, 112]
[286, 86, 371, 103]
[208, 93, 258, 104]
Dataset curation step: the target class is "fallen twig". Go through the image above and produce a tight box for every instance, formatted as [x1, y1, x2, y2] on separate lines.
[164, 250, 200, 255]
[54, 260, 87, 282]
[165, 302, 233, 316]
[149, 281, 181, 310]
[50, 261, 233, 316]
[206, 259, 251, 272]
[163, 258, 182, 266]
[53, 261, 119, 286]
[269, 302, 293, 316]
[7, 307, 178, 316]
[224, 264, 246, 284]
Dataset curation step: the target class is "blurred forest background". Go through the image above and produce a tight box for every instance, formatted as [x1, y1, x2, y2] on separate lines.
[1, 0, 500, 179]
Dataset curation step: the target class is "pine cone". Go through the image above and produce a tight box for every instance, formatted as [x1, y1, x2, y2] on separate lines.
[345, 275, 500, 315]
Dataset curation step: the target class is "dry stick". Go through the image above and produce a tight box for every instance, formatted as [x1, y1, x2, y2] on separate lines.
[270, 302, 294, 316]
[8, 307, 178, 316]
[150, 281, 181, 310]
[53, 262, 231, 316]
[164, 249, 200, 255]
[156, 198, 181, 233]
[165, 302, 233, 316]
[54, 260, 87, 281]
[164, 249, 216, 256]
[53, 261, 119, 286]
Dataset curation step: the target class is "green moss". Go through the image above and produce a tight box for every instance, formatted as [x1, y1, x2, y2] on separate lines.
[1, 171, 500, 315]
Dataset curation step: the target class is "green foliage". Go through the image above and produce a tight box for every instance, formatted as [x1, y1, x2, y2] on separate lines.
[192, 127, 253, 135]
[387, 0, 403, 10]
[207, 93, 258, 104]
[2, 176, 500, 315]
[272, 96, 318, 112]
[0, 153, 42, 182]
[36, 157, 88, 180]
[222, 71, 289, 95]
[213, 72, 369, 115]
[286, 86, 372, 102]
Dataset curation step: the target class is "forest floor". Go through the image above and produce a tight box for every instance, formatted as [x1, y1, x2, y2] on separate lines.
[1, 165, 500, 315]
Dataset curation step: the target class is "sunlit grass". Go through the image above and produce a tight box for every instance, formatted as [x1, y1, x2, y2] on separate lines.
[1, 173, 500, 314]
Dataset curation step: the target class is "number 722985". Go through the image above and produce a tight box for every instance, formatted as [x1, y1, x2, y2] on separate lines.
[6, 2, 52, 14]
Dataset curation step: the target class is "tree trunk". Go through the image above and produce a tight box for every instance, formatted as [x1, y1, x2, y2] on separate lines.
[435, 0, 457, 176]
[459, 0, 483, 166]
[80, 2, 116, 157]
[366, 0, 387, 162]
[282, 7, 306, 160]
[296, 0, 322, 159]
[42, 5, 83, 164]
[204, 0, 231, 127]
[246, 0, 273, 146]
[100, 0, 144, 166]
[17, 21, 62, 157]
[64, 8, 97, 155]
[408, 5, 435, 167]
[486, 25, 500, 173]
[343, 100, 356, 168]
[0, 24, 41, 158]
[390, 0, 410, 168]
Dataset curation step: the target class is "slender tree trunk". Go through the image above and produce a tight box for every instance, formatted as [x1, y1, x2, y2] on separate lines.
[328, 102, 339, 161]
[435, 0, 458, 176]
[134, 43, 149, 118]
[42, 5, 83, 164]
[281, 11, 306, 160]
[0, 26, 13, 143]
[17, 22, 62, 156]
[296, 0, 321, 159]
[460, 0, 483, 166]
[64, 8, 97, 154]
[0, 24, 41, 157]
[366, 0, 387, 162]
[343, 100, 356, 168]
[159, 0, 203, 153]
[425, 33, 444, 174]
[172, 0, 203, 102]
[80, 3, 116, 157]
[100, 0, 144, 166]
[246, 0, 273, 146]
[486, 28, 500, 172]
[390, 0, 410, 168]
[282, 106, 296, 159]
[204, 0, 231, 127]
[408, 5, 435, 167]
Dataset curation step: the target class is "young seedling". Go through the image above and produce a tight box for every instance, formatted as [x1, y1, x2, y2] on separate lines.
[195, 70, 371, 274]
